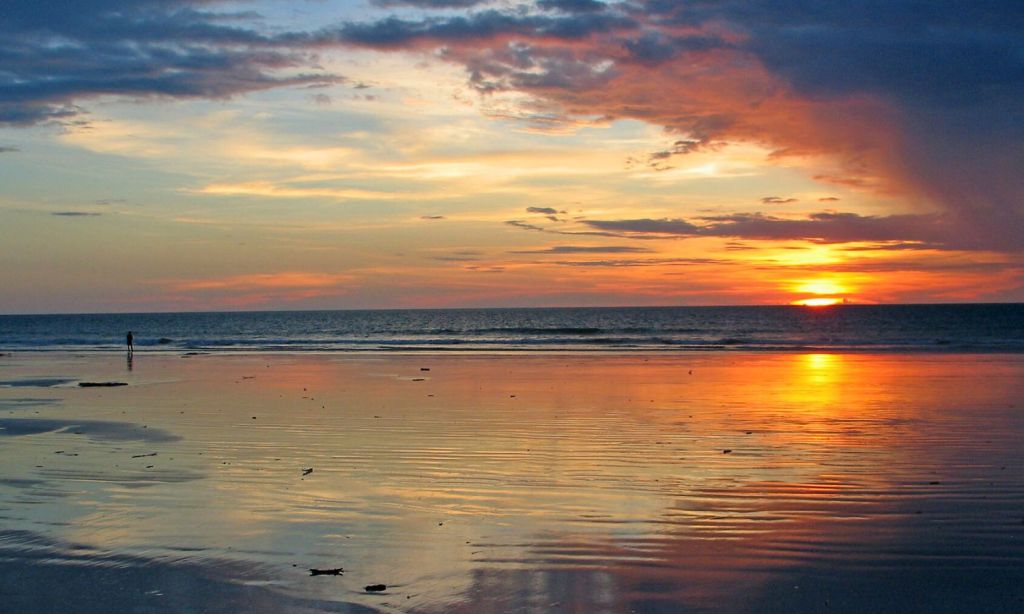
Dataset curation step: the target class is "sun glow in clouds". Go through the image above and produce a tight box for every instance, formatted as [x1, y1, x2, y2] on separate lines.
[794, 279, 847, 295]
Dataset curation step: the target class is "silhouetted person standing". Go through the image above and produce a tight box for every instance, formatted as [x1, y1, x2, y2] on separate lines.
[127, 331, 134, 354]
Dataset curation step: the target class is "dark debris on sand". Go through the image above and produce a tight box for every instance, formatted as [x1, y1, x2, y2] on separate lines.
[78, 382, 128, 388]
[365, 584, 387, 592]
[309, 568, 344, 576]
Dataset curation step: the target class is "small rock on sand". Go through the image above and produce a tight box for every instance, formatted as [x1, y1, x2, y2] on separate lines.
[79, 382, 128, 387]
[365, 584, 387, 592]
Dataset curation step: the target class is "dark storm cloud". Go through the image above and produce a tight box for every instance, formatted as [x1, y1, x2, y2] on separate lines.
[724, 1, 1024, 107]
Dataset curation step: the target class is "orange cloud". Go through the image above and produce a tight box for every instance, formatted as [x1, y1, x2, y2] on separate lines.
[144, 272, 356, 310]
[168, 272, 353, 292]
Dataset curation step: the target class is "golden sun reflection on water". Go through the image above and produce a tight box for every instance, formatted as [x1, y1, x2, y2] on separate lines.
[802, 352, 839, 385]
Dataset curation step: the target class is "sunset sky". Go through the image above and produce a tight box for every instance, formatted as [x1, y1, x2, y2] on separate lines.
[1, 0, 1022, 312]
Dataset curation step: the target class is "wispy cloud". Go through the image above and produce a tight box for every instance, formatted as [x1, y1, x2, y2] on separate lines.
[190, 182, 398, 201]
[547, 257, 731, 268]
[582, 211, 958, 246]
[167, 271, 353, 293]
[509, 245, 653, 254]
[432, 249, 484, 261]
[371, 0, 491, 7]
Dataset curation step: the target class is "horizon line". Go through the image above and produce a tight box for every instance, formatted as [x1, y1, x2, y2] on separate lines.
[2, 301, 1023, 318]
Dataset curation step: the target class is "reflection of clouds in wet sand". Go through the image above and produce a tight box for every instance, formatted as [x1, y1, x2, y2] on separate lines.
[0, 418, 179, 442]
[0, 378, 75, 388]
[0, 353, 1021, 612]
[0, 530, 378, 614]
[0, 397, 61, 410]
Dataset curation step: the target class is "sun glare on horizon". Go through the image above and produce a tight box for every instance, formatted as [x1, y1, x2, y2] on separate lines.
[791, 297, 846, 307]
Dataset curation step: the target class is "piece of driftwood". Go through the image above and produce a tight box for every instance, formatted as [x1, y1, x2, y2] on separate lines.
[309, 568, 344, 576]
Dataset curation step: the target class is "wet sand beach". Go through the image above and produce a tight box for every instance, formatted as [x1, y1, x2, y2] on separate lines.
[1, 351, 1023, 612]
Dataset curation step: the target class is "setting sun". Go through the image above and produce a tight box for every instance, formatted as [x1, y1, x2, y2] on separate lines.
[791, 297, 845, 307]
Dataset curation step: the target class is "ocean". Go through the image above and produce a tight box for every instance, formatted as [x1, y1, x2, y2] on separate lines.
[1, 303, 1023, 353]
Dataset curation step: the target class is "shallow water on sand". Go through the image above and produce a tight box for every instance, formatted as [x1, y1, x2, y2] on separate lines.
[1, 352, 1023, 612]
